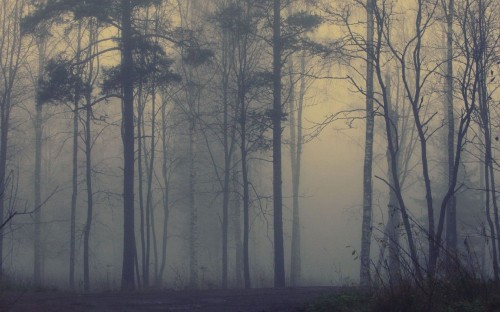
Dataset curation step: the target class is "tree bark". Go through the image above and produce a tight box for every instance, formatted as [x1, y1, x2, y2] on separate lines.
[384, 72, 401, 285]
[120, 0, 136, 291]
[83, 90, 93, 292]
[158, 93, 170, 286]
[34, 37, 46, 288]
[360, 0, 375, 287]
[444, 0, 457, 264]
[69, 22, 83, 291]
[272, 0, 285, 288]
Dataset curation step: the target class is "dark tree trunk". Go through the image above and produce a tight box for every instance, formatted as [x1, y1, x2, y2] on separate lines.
[188, 117, 198, 289]
[384, 72, 401, 285]
[83, 92, 93, 292]
[232, 168, 243, 288]
[360, 0, 375, 288]
[272, 0, 285, 288]
[69, 23, 82, 290]
[120, 0, 136, 291]
[158, 94, 170, 286]
[239, 89, 251, 289]
[34, 38, 46, 288]
[444, 0, 457, 264]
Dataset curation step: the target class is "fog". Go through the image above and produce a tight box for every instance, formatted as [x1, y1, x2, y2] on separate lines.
[0, 0, 497, 293]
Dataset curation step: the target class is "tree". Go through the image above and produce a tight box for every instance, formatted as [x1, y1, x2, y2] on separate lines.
[443, 0, 457, 264]
[0, 0, 29, 278]
[360, 0, 375, 288]
[23, 0, 186, 290]
[33, 34, 47, 288]
[272, 0, 286, 289]
[455, 0, 500, 280]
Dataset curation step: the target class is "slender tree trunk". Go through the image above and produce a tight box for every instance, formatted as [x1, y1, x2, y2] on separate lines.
[288, 51, 305, 286]
[238, 75, 251, 288]
[272, 0, 285, 288]
[137, 84, 147, 289]
[385, 72, 401, 284]
[444, 0, 457, 265]
[147, 86, 158, 286]
[222, 98, 231, 289]
[360, 0, 375, 287]
[188, 117, 198, 289]
[121, 0, 136, 291]
[484, 149, 499, 280]
[232, 168, 243, 288]
[69, 23, 83, 290]
[221, 27, 232, 288]
[158, 95, 170, 286]
[83, 92, 93, 292]
[0, 90, 9, 279]
[34, 37, 46, 288]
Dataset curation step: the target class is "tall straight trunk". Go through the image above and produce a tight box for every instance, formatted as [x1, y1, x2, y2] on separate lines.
[272, 0, 285, 288]
[241, 136, 250, 289]
[221, 26, 233, 288]
[0, 85, 9, 279]
[0, 0, 23, 279]
[238, 68, 251, 288]
[444, 0, 457, 261]
[221, 96, 231, 289]
[34, 37, 46, 288]
[188, 117, 198, 289]
[475, 0, 499, 278]
[232, 167, 243, 288]
[83, 92, 93, 292]
[137, 85, 147, 289]
[33, 100, 42, 287]
[482, 76, 500, 272]
[484, 149, 499, 280]
[288, 51, 305, 286]
[121, 0, 136, 291]
[360, 0, 375, 287]
[158, 95, 170, 286]
[479, 163, 487, 278]
[69, 23, 83, 290]
[221, 140, 230, 289]
[147, 86, 158, 285]
[384, 72, 401, 284]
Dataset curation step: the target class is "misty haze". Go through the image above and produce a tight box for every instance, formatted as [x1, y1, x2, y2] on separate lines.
[0, 0, 498, 311]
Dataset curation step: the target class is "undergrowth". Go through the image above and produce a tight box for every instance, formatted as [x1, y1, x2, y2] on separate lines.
[304, 279, 500, 312]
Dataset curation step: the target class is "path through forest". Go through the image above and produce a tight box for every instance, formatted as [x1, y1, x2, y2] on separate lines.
[1, 286, 343, 311]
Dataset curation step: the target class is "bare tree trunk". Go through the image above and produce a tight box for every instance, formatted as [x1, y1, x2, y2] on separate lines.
[34, 37, 46, 288]
[232, 168, 243, 288]
[239, 94, 251, 289]
[188, 117, 198, 289]
[158, 93, 170, 286]
[121, 0, 137, 291]
[83, 91, 93, 292]
[137, 84, 147, 289]
[444, 0, 457, 265]
[384, 72, 401, 284]
[272, 0, 285, 288]
[360, 0, 375, 287]
[69, 22, 83, 291]
[146, 86, 158, 286]
[484, 150, 499, 280]
[221, 26, 232, 288]
[289, 52, 305, 286]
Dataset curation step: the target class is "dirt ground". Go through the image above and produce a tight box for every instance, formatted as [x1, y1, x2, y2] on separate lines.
[0, 286, 342, 312]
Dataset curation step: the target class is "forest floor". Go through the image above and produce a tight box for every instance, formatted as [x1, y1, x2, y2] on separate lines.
[0, 286, 344, 312]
